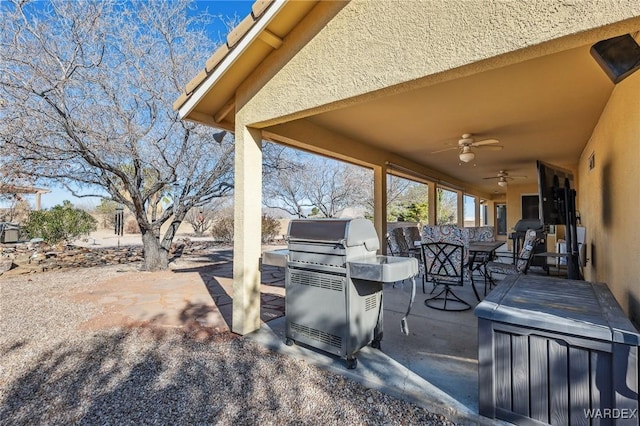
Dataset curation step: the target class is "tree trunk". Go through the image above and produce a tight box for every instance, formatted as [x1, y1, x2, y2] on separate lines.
[141, 229, 169, 271]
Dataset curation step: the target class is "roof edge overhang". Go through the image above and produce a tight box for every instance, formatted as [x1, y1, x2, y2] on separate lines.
[176, 0, 285, 120]
[176, 0, 310, 127]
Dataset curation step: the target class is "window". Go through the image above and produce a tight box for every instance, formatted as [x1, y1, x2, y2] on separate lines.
[437, 187, 458, 225]
[463, 195, 477, 227]
[386, 174, 429, 224]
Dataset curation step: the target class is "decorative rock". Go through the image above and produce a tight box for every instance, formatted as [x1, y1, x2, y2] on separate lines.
[0, 258, 15, 274]
[0, 241, 145, 276]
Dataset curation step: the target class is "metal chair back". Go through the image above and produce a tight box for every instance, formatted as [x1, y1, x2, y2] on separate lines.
[386, 227, 413, 257]
[422, 242, 465, 286]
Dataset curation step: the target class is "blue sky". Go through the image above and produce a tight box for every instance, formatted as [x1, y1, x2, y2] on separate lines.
[190, 1, 254, 42]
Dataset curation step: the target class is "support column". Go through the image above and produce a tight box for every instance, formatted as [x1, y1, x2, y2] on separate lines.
[373, 164, 387, 254]
[475, 196, 481, 226]
[232, 124, 263, 335]
[429, 184, 437, 225]
[35, 193, 42, 211]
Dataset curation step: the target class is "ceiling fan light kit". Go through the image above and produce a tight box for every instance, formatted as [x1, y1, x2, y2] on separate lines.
[484, 170, 527, 187]
[459, 146, 475, 162]
[431, 133, 502, 163]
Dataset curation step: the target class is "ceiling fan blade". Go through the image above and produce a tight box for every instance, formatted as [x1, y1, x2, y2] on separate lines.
[483, 176, 500, 180]
[471, 139, 499, 146]
[476, 145, 504, 151]
[509, 175, 527, 180]
[430, 146, 459, 154]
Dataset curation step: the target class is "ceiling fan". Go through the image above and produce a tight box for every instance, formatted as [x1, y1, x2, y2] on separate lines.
[483, 170, 527, 187]
[431, 133, 503, 163]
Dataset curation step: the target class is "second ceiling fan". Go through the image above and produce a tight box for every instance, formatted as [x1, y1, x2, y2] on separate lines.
[432, 133, 503, 163]
[484, 170, 527, 187]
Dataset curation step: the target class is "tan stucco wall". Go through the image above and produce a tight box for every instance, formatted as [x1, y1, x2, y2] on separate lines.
[238, 0, 640, 128]
[578, 71, 640, 323]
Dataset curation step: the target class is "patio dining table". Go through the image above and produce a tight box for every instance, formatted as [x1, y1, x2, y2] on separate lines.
[468, 241, 505, 300]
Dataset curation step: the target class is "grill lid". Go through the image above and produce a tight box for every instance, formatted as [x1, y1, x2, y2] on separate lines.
[288, 219, 379, 251]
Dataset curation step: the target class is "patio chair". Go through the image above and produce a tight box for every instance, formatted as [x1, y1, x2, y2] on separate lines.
[464, 226, 497, 284]
[387, 227, 415, 257]
[485, 228, 538, 288]
[387, 227, 423, 286]
[421, 225, 470, 294]
[402, 226, 421, 249]
[422, 241, 470, 311]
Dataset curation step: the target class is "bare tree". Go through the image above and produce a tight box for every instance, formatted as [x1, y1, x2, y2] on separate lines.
[262, 145, 310, 218]
[350, 169, 430, 221]
[304, 158, 365, 218]
[0, 195, 31, 223]
[263, 147, 370, 218]
[263, 166, 309, 218]
[0, 0, 233, 270]
[184, 196, 231, 236]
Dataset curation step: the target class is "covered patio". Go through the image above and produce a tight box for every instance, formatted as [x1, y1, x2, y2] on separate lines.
[174, 0, 640, 422]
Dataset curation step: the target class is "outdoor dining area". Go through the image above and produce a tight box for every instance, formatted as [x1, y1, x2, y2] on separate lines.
[386, 223, 535, 311]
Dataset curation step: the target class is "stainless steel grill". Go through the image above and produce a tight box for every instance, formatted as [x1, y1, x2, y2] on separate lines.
[277, 218, 418, 369]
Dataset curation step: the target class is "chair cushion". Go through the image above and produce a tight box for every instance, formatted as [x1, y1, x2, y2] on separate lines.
[486, 261, 518, 275]
[516, 229, 538, 273]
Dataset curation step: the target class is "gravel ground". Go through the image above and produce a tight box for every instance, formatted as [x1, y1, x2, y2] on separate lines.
[0, 264, 457, 425]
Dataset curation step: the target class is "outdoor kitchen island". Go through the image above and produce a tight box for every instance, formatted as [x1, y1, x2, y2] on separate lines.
[262, 219, 418, 369]
[475, 274, 639, 425]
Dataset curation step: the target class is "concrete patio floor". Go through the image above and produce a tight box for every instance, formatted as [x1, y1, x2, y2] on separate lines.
[247, 269, 506, 425]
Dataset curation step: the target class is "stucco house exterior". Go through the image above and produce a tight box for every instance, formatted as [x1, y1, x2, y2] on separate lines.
[174, 0, 640, 336]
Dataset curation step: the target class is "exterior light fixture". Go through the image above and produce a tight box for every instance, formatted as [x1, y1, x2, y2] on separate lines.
[590, 34, 640, 84]
[459, 146, 475, 163]
[497, 177, 508, 187]
[213, 131, 227, 143]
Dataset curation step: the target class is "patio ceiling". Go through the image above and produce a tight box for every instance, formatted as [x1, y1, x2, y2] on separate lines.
[300, 43, 614, 196]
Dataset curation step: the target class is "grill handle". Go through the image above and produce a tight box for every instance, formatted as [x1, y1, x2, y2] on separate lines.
[288, 238, 347, 246]
[400, 276, 416, 336]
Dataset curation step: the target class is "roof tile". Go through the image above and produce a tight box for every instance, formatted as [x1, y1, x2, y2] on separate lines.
[205, 43, 230, 73]
[174, 0, 276, 112]
[185, 69, 208, 95]
[173, 92, 190, 111]
[252, 0, 273, 19]
[226, 14, 255, 48]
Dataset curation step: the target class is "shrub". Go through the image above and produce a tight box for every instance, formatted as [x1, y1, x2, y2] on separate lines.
[210, 216, 234, 244]
[125, 219, 141, 234]
[24, 200, 97, 244]
[262, 215, 280, 244]
[210, 214, 282, 245]
[185, 208, 213, 236]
